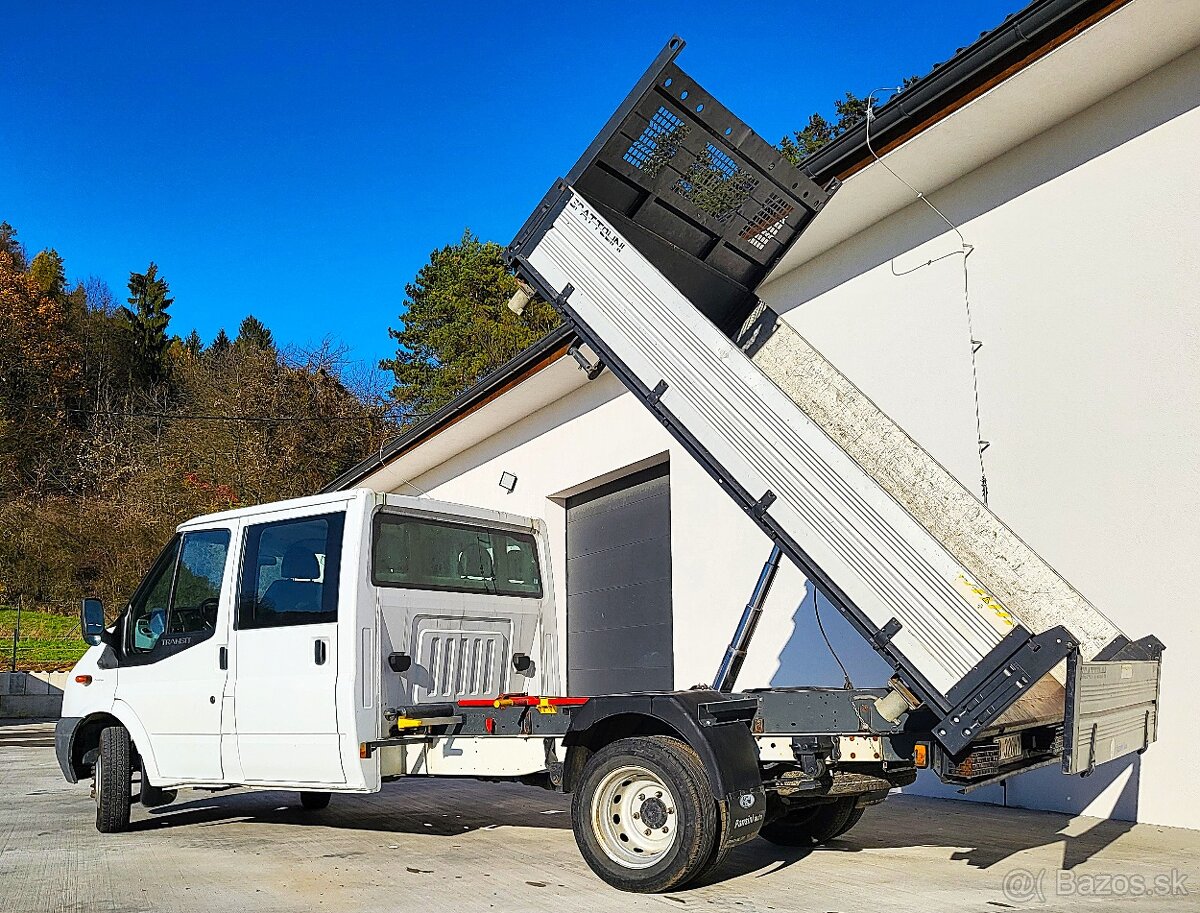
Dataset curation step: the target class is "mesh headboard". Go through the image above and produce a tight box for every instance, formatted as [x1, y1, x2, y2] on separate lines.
[552, 37, 840, 334]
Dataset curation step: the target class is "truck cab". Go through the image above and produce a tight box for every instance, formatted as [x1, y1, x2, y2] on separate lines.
[57, 489, 559, 804]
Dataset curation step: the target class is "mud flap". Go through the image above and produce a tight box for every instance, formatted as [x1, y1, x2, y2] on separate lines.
[720, 786, 767, 846]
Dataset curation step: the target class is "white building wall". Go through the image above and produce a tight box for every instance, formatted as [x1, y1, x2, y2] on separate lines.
[371, 46, 1198, 829]
[759, 46, 1200, 830]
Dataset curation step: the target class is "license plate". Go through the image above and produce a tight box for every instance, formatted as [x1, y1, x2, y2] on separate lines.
[996, 733, 1022, 763]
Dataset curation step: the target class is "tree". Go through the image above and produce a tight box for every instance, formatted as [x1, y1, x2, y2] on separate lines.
[182, 329, 204, 357]
[120, 263, 174, 385]
[0, 248, 84, 493]
[1, 223, 27, 272]
[0, 218, 396, 612]
[208, 328, 232, 357]
[381, 231, 560, 421]
[780, 80, 918, 165]
[29, 249, 67, 298]
[235, 314, 274, 351]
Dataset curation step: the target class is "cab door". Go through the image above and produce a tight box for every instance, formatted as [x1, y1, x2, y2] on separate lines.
[231, 508, 346, 785]
[115, 527, 234, 782]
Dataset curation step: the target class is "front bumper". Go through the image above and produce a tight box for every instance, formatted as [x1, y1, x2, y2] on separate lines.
[55, 716, 82, 783]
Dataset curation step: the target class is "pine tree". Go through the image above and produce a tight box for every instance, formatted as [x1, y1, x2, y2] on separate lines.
[0, 223, 26, 272]
[182, 329, 204, 357]
[380, 231, 560, 421]
[779, 79, 918, 165]
[29, 249, 67, 298]
[208, 328, 232, 357]
[235, 314, 275, 352]
[120, 262, 174, 386]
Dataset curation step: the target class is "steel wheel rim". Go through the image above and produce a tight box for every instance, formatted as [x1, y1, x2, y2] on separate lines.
[93, 752, 103, 808]
[591, 764, 678, 869]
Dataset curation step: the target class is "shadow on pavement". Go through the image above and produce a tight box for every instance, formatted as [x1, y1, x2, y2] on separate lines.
[133, 778, 1142, 889]
[138, 781, 573, 836]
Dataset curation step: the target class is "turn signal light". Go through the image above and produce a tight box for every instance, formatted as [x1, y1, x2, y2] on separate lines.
[913, 742, 929, 768]
[74, 675, 92, 685]
[359, 742, 369, 759]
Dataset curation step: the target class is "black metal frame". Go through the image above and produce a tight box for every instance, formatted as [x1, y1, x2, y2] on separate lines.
[511, 37, 838, 337]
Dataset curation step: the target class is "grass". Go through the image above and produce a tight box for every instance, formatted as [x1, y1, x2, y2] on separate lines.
[0, 608, 89, 671]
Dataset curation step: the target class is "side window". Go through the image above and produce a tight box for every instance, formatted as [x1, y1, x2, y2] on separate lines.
[127, 529, 231, 653]
[170, 530, 232, 635]
[238, 512, 344, 629]
[372, 514, 543, 598]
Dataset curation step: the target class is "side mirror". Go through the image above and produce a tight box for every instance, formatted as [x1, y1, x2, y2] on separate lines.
[81, 598, 106, 647]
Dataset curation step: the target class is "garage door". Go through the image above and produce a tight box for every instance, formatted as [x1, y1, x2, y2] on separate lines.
[566, 462, 672, 694]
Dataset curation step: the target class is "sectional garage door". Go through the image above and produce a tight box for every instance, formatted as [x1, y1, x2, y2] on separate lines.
[565, 462, 672, 695]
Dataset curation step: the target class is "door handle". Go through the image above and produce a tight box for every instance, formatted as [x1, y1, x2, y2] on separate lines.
[218, 646, 228, 670]
[314, 639, 327, 666]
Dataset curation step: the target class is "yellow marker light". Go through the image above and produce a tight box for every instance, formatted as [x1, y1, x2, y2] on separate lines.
[913, 742, 929, 768]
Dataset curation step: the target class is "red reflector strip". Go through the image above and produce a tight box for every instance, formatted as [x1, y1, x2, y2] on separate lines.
[457, 695, 590, 708]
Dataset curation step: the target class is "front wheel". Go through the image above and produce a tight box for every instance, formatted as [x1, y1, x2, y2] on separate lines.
[571, 736, 717, 893]
[94, 726, 132, 833]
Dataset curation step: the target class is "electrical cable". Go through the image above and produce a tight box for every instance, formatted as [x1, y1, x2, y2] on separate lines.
[813, 590, 854, 690]
[864, 87, 991, 504]
[23, 405, 411, 424]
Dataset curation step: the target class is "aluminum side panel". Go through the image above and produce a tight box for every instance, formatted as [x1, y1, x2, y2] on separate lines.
[1063, 658, 1160, 775]
[527, 190, 1015, 699]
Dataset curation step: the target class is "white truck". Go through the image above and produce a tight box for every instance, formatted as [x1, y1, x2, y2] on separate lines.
[57, 37, 1164, 894]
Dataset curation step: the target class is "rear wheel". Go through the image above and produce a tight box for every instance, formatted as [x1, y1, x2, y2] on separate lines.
[299, 791, 331, 810]
[572, 736, 717, 893]
[94, 726, 132, 833]
[758, 797, 862, 847]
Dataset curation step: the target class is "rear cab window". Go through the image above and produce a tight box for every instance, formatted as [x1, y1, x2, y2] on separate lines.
[372, 513, 542, 598]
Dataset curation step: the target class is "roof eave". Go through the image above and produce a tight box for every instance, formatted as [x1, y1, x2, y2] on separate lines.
[801, 0, 1130, 183]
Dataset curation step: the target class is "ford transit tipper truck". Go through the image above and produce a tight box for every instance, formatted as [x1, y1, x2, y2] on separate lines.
[57, 38, 1163, 893]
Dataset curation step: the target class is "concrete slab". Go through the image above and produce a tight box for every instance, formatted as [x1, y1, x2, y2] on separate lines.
[0, 721, 1195, 912]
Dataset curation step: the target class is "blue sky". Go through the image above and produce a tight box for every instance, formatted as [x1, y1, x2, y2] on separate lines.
[2, 1, 1019, 372]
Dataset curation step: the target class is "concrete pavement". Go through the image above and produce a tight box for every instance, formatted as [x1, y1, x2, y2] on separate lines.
[1, 720, 1196, 912]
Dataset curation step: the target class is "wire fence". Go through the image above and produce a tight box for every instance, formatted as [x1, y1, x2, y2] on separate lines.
[1, 598, 90, 672]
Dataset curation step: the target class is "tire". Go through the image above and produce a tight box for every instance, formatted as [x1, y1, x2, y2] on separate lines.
[571, 736, 717, 893]
[758, 797, 858, 847]
[139, 775, 176, 808]
[692, 802, 737, 884]
[95, 726, 132, 833]
[299, 791, 331, 810]
[833, 805, 865, 839]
